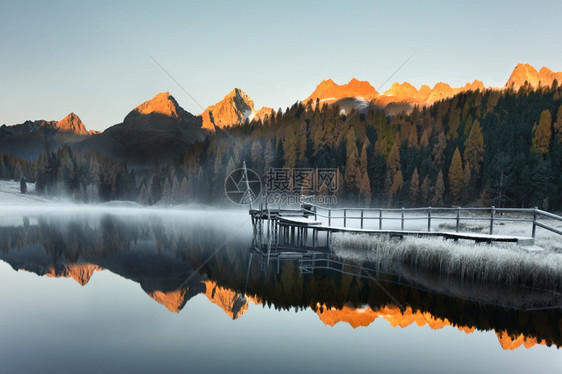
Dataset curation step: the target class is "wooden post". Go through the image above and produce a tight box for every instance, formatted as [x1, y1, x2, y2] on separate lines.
[328, 209, 332, 226]
[344, 209, 347, 228]
[490, 206, 495, 235]
[379, 209, 383, 230]
[401, 207, 405, 231]
[456, 207, 460, 232]
[314, 205, 317, 220]
[360, 209, 364, 229]
[532, 206, 538, 238]
[427, 207, 432, 232]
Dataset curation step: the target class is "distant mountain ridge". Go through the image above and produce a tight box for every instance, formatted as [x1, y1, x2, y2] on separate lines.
[0, 112, 96, 160]
[2, 63, 560, 164]
[303, 63, 559, 114]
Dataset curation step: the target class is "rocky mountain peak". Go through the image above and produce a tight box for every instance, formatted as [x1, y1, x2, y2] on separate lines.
[56, 112, 90, 135]
[200, 88, 266, 130]
[305, 78, 378, 103]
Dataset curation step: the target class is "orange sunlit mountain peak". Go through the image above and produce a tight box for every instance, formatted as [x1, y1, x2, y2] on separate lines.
[305, 78, 379, 104]
[126, 92, 183, 120]
[200, 88, 272, 131]
[496, 331, 548, 350]
[315, 303, 476, 333]
[45, 264, 102, 286]
[506, 63, 562, 89]
[146, 288, 192, 313]
[203, 280, 252, 319]
[56, 112, 89, 135]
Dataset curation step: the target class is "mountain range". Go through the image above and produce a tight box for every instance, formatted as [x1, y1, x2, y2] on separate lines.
[1, 63, 560, 165]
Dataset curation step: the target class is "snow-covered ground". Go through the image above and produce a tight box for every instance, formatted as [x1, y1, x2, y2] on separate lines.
[0, 180, 56, 206]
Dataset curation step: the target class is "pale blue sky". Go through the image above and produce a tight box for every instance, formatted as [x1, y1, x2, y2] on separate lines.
[1, 0, 561, 131]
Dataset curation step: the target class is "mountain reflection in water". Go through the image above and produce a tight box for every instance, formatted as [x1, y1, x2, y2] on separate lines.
[0, 209, 561, 353]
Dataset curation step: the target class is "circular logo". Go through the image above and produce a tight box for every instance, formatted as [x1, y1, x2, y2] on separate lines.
[224, 168, 262, 205]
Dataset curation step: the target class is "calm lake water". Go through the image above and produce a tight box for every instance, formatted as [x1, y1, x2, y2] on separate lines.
[0, 207, 560, 373]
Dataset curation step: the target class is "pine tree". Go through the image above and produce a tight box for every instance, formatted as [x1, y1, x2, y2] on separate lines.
[20, 176, 27, 194]
[463, 119, 485, 174]
[407, 125, 418, 148]
[432, 170, 444, 206]
[409, 167, 419, 206]
[161, 177, 172, 204]
[554, 105, 562, 144]
[180, 177, 189, 202]
[447, 109, 461, 139]
[420, 127, 431, 148]
[358, 171, 371, 206]
[138, 183, 149, 204]
[448, 148, 464, 205]
[13, 163, 23, 182]
[432, 132, 446, 172]
[384, 142, 402, 206]
[263, 140, 275, 171]
[421, 174, 431, 204]
[250, 141, 263, 173]
[532, 110, 552, 156]
[463, 160, 471, 203]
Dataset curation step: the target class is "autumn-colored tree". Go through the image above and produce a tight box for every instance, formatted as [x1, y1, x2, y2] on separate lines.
[532, 110, 552, 156]
[432, 131, 446, 172]
[344, 150, 359, 195]
[420, 127, 431, 148]
[407, 125, 418, 148]
[432, 170, 444, 206]
[447, 108, 461, 139]
[385, 142, 402, 205]
[463, 119, 485, 174]
[358, 171, 371, 206]
[463, 160, 471, 203]
[448, 148, 464, 205]
[409, 167, 419, 206]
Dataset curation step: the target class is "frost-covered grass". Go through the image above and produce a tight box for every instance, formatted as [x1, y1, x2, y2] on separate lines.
[332, 233, 562, 290]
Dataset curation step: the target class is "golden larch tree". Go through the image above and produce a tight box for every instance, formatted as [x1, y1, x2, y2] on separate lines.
[532, 110, 552, 156]
[448, 148, 464, 205]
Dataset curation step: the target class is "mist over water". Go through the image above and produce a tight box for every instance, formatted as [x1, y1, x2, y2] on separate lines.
[0, 203, 561, 373]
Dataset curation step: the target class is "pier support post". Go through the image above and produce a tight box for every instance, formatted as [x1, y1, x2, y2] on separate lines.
[427, 207, 432, 232]
[532, 206, 538, 238]
[379, 210, 383, 230]
[361, 209, 364, 229]
[456, 207, 460, 232]
[344, 209, 347, 228]
[490, 206, 495, 235]
[401, 207, 405, 231]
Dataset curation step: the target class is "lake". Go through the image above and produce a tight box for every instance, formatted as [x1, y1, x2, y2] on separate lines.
[0, 207, 560, 373]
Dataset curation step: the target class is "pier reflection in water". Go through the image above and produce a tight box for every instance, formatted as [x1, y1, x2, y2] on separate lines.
[0, 208, 560, 373]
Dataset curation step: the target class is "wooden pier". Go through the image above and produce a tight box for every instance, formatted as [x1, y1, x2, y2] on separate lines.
[250, 202, 562, 248]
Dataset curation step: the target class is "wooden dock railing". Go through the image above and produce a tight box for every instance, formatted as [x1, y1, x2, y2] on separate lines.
[299, 204, 562, 239]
